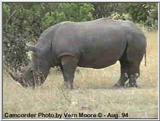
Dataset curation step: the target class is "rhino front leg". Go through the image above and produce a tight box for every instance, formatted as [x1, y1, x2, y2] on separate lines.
[60, 55, 78, 89]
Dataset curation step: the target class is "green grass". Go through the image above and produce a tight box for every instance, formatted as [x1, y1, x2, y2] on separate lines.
[3, 31, 158, 119]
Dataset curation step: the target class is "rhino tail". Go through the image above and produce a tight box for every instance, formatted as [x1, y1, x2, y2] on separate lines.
[144, 49, 147, 66]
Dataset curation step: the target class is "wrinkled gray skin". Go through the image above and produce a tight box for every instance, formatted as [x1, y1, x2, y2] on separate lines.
[10, 18, 147, 89]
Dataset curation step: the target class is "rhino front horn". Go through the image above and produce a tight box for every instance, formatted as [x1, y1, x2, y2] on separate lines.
[26, 45, 37, 52]
[8, 71, 19, 82]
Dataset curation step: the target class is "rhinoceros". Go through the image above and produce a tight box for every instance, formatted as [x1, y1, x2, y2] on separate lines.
[9, 18, 147, 89]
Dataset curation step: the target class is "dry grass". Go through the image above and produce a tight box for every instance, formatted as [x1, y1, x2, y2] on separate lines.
[3, 31, 158, 119]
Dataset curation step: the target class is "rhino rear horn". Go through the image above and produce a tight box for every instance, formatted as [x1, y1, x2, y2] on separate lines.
[26, 45, 37, 52]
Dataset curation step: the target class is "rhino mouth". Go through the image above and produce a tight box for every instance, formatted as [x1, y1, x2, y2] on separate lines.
[31, 71, 46, 87]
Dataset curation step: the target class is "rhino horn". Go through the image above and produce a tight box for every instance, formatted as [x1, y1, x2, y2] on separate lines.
[26, 45, 37, 52]
[8, 71, 19, 82]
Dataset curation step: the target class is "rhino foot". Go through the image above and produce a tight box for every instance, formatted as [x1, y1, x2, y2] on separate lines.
[113, 83, 124, 88]
[64, 81, 73, 89]
[125, 82, 139, 88]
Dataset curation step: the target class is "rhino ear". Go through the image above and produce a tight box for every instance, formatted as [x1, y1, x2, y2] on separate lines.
[26, 45, 37, 52]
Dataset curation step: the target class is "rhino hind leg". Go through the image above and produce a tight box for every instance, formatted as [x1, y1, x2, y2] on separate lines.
[114, 61, 140, 88]
[60, 55, 78, 89]
[113, 60, 129, 88]
[126, 62, 140, 87]
[127, 73, 139, 87]
[124, 38, 145, 87]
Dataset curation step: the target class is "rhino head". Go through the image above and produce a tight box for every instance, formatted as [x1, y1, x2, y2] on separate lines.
[9, 45, 51, 88]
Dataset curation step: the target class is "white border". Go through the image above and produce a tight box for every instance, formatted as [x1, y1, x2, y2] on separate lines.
[1, 0, 160, 2]
[158, 2, 159, 121]
[0, 1, 2, 121]
[1, 1, 159, 121]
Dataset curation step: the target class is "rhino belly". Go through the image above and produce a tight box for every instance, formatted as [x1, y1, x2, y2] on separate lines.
[78, 42, 125, 69]
[78, 51, 120, 69]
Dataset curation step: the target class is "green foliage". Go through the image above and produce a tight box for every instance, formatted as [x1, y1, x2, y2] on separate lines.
[2, 3, 158, 70]
[111, 13, 132, 20]
[125, 3, 158, 29]
[92, 3, 158, 29]
[92, 3, 125, 18]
